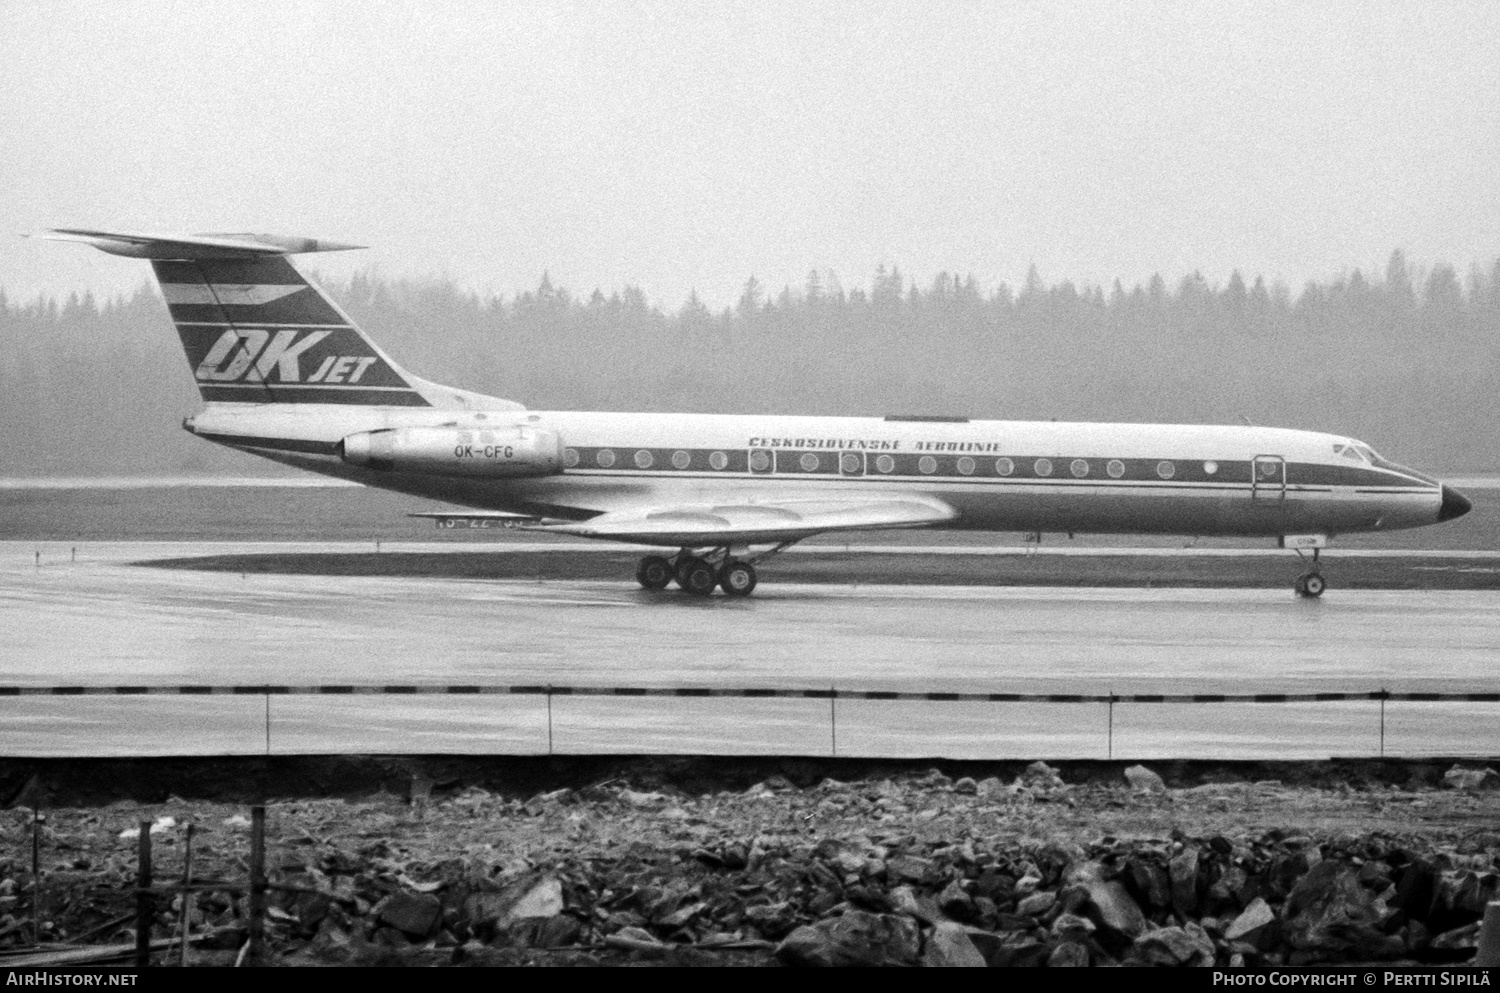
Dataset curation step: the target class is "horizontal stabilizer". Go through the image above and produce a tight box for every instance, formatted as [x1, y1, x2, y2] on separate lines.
[542, 496, 956, 546]
[32, 228, 363, 259]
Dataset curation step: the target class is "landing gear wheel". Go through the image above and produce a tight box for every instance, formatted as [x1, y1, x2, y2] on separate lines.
[1296, 572, 1326, 598]
[674, 556, 704, 588]
[719, 561, 758, 597]
[681, 560, 720, 597]
[636, 555, 673, 589]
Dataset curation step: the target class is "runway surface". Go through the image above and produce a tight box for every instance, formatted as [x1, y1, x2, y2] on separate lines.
[2, 541, 1497, 760]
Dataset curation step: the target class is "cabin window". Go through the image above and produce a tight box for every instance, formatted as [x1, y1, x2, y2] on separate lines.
[563, 448, 579, 468]
[876, 454, 896, 473]
[1204, 461, 1218, 475]
[957, 456, 975, 476]
[1258, 460, 1279, 478]
[671, 450, 691, 469]
[1035, 458, 1053, 476]
[709, 451, 729, 471]
[635, 450, 654, 469]
[996, 457, 1014, 476]
[749, 450, 771, 472]
[597, 449, 616, 468]
[1107, 459, 1125, 478]
[841, 453, 862, 474]
[1157, 460, 1175, 479]
[800, 453, 820, 472]
[1071, 459, 1089, 478]
[918, 455, 938, 474]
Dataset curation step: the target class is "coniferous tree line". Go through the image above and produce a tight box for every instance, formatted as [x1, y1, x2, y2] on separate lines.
[2, 250, 1498, 477]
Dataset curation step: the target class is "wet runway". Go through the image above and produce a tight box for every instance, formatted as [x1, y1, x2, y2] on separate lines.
[3, 541, 1498, 759]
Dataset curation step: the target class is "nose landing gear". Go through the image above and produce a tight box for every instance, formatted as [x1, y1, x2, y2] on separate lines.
[1293, 548, 1326, 598]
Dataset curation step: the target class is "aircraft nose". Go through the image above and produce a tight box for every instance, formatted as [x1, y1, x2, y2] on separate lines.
[1439, 485, 1473, 522]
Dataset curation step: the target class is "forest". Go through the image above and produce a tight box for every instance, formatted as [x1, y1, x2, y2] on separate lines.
[2, 251, 1498, 477]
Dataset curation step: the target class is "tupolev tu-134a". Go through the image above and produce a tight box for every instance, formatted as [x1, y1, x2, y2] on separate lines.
[40, 228, 1472, 598]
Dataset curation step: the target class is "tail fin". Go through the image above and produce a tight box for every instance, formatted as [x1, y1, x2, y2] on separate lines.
[37, 229, 518, 411]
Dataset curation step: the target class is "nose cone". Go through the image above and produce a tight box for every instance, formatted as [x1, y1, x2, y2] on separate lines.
[1439, 485, 1473, 522]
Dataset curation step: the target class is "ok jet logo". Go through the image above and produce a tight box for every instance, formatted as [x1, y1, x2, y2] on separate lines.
[195, 328, 379, 384]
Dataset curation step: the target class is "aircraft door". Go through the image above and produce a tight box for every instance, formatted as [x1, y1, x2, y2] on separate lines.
[839, 451, 865, 477]
[1252, 455, 1286, 501]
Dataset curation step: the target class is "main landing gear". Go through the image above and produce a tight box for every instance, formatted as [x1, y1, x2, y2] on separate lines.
[635, 545, 787, 597]
[1293, 548, 1326, 598]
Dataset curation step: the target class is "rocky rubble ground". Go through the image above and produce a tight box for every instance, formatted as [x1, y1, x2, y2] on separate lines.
[3, 761, 1499, 967]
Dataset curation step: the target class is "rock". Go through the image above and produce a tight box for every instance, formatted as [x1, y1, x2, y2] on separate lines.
[1068, 863, 1146, 939]
[888, 885, 944, 925]
[745, 901, 797, 938]
[1443, 766, 1497, 791]
[1225, 897, 1276, 941]
[961, 928, 1006, 962]
[620, 788, 669, 807]
[1016, 891, 1056, 917]
[953, 777, 978, 795]
[886, 854, 937, 885]
[1025, 761, 1064, 788]
[379, 890, 442, 938]
[1283, 861, 1400, 959]
[1430, 920, 1482, 951]
[937, 879, 975, 920]
[534, 914, 581, 949]
[1209, 866, 1249, 909]
[1051, 911, 1096, 937]
[1395, 858, 1437, 918]
[922, 921, 987, 967]
[1047, 940, 1091, 967]
[1435, 870, 1500, 917]
[986, 935, 1048, 968]
[608, 925, 667, 957]
[975, 776, 1007, 799]
[506, 877, 564, 920]
[776, 910, 921, 967]
[658, 901, 706, 928]
[1133, 923, 1216, 966]
[1124, 764, 1166, 793]
[1169, 847, 1200, 917]
[974, 869, 1015, 903]
[1089, 878, 1146, 938]
[1127, 856, 1172, 909]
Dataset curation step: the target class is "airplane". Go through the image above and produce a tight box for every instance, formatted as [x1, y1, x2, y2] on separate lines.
[38, 228, 1472, 598]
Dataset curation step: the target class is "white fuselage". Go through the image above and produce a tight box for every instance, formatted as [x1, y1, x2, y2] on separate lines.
[186, 403, 1447, 540]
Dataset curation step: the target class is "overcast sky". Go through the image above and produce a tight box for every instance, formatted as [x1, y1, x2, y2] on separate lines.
[3, 0, 1498, 308]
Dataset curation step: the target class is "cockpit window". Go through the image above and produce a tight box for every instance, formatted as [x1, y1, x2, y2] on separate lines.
[1333, 444, 1367, 463]
[1340, 440, 1439, 484]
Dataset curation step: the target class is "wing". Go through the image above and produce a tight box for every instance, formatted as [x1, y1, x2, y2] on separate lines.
[538, 495, 956, 546]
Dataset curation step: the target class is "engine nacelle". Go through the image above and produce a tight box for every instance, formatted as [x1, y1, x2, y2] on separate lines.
[340, 425, 564, 478]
